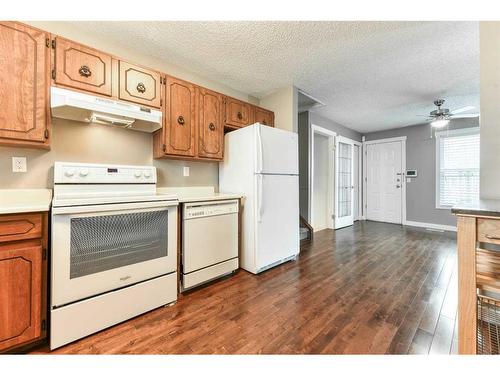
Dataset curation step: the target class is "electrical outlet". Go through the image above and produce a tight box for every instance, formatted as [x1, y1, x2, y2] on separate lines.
[12, 157, 27, 173]
[183, 166, 190, 177]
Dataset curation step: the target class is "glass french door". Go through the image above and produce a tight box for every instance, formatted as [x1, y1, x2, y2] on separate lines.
[335, 137, 355, 229]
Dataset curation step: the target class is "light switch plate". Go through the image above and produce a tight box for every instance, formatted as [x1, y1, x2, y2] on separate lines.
[183, 166, 190, 177]
[12, 157, 27, 173]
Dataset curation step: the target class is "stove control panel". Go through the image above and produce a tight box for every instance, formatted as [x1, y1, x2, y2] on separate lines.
[54, 162, 157, 184]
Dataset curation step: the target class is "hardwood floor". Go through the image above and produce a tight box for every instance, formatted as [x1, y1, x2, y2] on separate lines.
[30, 221, 458, 354]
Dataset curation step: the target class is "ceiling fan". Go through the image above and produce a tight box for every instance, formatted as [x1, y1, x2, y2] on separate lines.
[419, 99, 479, 128]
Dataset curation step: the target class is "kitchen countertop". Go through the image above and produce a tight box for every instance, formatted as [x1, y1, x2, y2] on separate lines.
[452, 199, 500, 218]
[157, 186, 242, 203]
[0, 189, 52, 214]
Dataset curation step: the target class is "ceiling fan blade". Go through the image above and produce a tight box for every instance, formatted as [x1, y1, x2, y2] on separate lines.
[450, 105, 475, 114]
[451, 113, 479, 119]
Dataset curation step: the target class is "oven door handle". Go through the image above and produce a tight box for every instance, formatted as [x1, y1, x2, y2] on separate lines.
[52, 200, 178, 215]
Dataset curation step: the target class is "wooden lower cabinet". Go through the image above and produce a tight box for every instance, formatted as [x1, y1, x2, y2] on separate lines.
[455, 213, 500, 354]
[0, 22, 51, 149]
[0, 213, 48, 353]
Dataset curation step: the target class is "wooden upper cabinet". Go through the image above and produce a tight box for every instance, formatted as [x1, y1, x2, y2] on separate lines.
[198, 87, 223, 160]
[119, 61, 161, 108]
[0, 22, 50, 148]
[225, 96, 252, 128]
[163, 76, 196, 157]
[0, 243, 42, 352]
[253, 106, 274, 127]
[54, 37, 112, 96]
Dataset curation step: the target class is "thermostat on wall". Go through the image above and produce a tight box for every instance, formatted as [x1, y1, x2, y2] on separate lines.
[406, 170, 417, 177]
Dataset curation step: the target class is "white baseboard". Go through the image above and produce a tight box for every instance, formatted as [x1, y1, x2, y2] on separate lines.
[403, 220, 457, 232]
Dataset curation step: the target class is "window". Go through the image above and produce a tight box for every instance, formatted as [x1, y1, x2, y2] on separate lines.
[436, 127, 480, 208]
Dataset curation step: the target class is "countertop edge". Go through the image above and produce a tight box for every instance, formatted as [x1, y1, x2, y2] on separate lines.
[452, 207, 500, 218]
[0, 189, 52, 215]
[0, 205, 51, 215]
[177, 194, 243, 203]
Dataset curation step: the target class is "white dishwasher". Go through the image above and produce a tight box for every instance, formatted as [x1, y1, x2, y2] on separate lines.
[182, 199, 239, 290]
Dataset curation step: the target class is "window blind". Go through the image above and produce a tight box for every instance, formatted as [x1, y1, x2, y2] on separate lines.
[437, 129, 480, 207]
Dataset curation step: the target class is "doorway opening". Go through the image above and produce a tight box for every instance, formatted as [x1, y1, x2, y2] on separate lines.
[310, 125, 336, 231]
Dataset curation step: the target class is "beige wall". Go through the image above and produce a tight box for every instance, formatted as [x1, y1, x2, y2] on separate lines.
[480, 22, 500, 199]
[0, 21, 259, 189]
[259, 86, 298, 133]
[0, 119, 219, 188]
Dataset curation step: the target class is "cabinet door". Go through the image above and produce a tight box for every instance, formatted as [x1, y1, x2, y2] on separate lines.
[0, 244, 42, 352]
[0, 22, 50, 147]
[225, 97, 252, 128]
[254, 106, 274, 127]
[119, 61, 161, 108]
[164, 76, 196, 157]
[198, 87, 223, 160]
[54, 37, 112, 96]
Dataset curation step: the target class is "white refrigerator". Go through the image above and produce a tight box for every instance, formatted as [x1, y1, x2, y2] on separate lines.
[219, 123, 299, 274]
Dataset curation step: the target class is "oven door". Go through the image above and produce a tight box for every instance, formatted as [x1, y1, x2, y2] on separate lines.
[51, 201, 178, 307]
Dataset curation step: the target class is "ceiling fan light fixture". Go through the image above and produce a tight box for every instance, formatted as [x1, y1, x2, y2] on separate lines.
[431, 118, 450, 128]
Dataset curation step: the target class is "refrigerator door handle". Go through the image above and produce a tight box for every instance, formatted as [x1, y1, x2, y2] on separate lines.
[257, 174, 264, 222]
[257, 124, 263, 173]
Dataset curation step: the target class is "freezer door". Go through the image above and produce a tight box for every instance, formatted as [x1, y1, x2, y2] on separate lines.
[255, 174, 299, 270]
[256, 124, 299, 175]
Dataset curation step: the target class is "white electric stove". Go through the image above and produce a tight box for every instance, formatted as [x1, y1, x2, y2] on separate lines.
[50, 162, 178, 350]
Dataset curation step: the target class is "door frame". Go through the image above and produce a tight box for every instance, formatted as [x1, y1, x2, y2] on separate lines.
[352, 142, 363, 221]
[362, 136, 407, 225]
[309, 124, 336, 231]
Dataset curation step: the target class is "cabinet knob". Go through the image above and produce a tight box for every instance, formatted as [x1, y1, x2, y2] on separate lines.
[209, 122, 216, 131]
[78, 65, 92, 78]
[262, 120, 267, 125]
[237, 111, 243, 120]
[177, 115, 185, 125]
[136, 82, 146, 93]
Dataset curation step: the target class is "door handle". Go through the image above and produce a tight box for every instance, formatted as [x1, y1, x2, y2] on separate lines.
[257, 174, 264, 222]
[396, 185, 401, 188]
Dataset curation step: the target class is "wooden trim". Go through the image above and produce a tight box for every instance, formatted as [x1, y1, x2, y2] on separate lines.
[362, 136, 407, 145]
[457, 215, 477, 354]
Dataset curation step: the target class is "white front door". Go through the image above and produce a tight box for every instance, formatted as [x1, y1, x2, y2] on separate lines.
[366, 141, 403, 224]
[335, 137, 354, 229]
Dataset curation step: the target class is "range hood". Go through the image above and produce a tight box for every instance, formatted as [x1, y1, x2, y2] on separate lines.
[50, 87, 162, 133]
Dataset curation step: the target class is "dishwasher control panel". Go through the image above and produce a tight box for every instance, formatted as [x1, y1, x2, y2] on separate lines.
[184, 199, 239, 219]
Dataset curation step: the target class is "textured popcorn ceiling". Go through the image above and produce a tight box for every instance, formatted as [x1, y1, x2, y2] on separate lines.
[67, 21, 479, 133]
